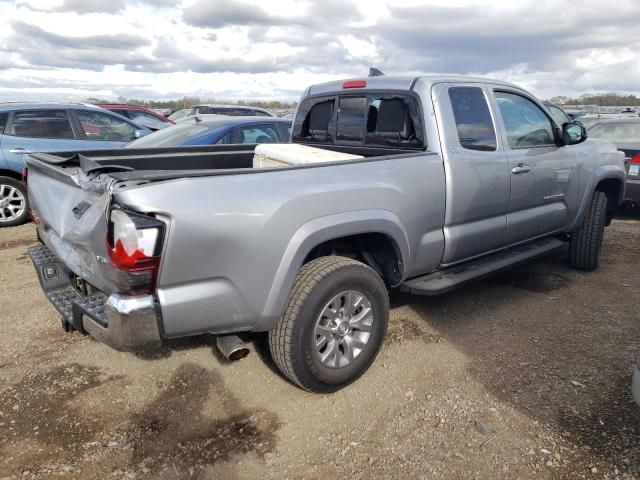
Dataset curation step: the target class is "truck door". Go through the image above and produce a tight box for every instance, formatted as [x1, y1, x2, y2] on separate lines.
[432, 83, 510, 264]
[491, 90, 578, 244]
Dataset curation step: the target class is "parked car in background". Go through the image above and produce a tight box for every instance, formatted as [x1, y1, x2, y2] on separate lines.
[542, 101, 572, 125]
[127, 116, 291, 148]
[0, 102, 150, 227]
[96, 104, 174, 131]
[178, 104, 275, 121]
[168, 108, 190, 122]
[588, 118, 640, 206]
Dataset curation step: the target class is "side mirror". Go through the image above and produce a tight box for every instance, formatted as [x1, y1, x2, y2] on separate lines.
[134, 129, 149, 139]
[563, 121, 587, 145]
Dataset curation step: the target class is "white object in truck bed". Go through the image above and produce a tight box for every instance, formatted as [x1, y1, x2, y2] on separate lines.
[253, 143, 364, 168]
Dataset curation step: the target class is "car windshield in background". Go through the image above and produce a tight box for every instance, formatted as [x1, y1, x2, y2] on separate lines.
[589, 121, 640, 142]
[126, 123, 212, 148]
[190, 106, 272, 117]
[168, 109, 189, 121]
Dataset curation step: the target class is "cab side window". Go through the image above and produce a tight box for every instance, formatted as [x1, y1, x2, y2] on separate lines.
[448, 87, 497, 151]
[0, 112, 7, 134]
[495, 92, 555, 148]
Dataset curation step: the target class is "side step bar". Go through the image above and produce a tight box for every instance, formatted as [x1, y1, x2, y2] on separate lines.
[400, 237, 564, 296]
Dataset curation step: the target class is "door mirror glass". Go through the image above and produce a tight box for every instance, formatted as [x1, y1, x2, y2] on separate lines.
[563, 121, 587, 145]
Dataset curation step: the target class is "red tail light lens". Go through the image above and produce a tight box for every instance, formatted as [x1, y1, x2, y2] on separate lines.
[342, 80, 366, 89]
[107, 209, 163, 273]
[631, 154, 640, 164]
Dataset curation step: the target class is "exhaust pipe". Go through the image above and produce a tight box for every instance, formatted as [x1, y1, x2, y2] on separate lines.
[216, 334, 250, 361]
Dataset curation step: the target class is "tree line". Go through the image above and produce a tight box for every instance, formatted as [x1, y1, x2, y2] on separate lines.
[85, 96, 298, 111]
[551, 93, 640, 107]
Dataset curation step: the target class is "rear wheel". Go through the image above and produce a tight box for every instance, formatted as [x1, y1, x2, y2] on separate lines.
[569, 190, 607, 271]
[269, 256, 389, 393]
[0, 177, 28, 228]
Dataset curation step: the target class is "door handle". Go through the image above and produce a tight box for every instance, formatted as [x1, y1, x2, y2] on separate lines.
[511, 164, 531, 174]
[9, 148, 33, 154]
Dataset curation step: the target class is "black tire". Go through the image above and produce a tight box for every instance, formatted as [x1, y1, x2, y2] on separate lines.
[569, 190, 607, 271]
[269, 256, 389, 393]
[0, 176, 29, 228]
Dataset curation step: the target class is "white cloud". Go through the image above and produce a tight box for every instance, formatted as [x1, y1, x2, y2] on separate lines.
[0, 0, 639, 101]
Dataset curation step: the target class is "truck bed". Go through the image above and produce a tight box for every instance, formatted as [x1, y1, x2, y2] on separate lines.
[28, 143, 426, 183]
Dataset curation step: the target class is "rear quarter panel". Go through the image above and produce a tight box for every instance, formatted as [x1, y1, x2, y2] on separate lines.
[113, 154, 446, 336]
[568, 138, 626, 229]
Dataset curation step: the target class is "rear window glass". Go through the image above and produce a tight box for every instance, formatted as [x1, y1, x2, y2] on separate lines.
[337, 97, 366, 141]
[448, 87, 497, 151]
[294, 98, 335, 143]
[8, 110, 74, 139]
[0, 112, 7, 134]
[293, 93, 424, 149]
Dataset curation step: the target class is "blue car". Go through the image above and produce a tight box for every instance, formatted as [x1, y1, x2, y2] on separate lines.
[126, 115, 292, 149]
[0, 102, 150, 227]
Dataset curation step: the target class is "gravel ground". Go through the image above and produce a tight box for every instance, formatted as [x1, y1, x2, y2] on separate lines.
[0, 213, 639, 480]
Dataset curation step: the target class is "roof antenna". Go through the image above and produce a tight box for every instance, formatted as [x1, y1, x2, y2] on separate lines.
[369, 67, 385, 77]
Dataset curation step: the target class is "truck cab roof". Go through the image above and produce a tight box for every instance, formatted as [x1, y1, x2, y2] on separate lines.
[306, 75, 526, 96]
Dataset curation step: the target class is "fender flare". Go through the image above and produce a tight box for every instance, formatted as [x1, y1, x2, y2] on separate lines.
[569, 165, 626, 231]
[253, 209, 411, 331]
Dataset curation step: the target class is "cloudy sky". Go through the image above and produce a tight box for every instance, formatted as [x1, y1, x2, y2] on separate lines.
[0, 0, 638, 102]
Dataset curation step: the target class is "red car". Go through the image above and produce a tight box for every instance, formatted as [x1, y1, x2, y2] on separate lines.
[96, 104, 174, 131]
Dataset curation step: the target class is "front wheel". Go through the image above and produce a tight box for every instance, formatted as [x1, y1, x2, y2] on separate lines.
[269, 256, 389, 393]
[0, 177, 29, 228]
[569, 190, 607, 271]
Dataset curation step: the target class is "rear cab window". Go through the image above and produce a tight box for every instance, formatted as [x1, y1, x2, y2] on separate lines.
[292, 92, 425, 150]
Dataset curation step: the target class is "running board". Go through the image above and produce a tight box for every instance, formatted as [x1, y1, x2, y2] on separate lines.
[399, 237, 564, 296]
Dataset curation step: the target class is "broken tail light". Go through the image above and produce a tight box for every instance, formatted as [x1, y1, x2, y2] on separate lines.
[107, 208, 164, 292]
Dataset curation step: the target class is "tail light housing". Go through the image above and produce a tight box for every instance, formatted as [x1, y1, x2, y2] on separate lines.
[106, 207, 164, 292]
[630, 154, 640, 164]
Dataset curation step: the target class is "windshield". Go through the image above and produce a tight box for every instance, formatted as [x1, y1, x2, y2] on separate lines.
[168, 109, 189, 121]
[588, 122, 640, 142]
[126, 123, 213, 148]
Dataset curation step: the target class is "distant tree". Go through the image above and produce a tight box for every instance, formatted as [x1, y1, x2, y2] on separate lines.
[84, 95, 299, 111]
[564, 92, 640, 106]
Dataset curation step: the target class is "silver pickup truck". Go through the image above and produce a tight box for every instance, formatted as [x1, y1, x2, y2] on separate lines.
[25, 75, 625, 392]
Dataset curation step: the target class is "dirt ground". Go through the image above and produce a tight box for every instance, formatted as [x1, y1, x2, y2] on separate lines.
[1, 212, 639, 480]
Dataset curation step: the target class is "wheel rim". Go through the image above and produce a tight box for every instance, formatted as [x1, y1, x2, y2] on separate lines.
[313, 290, 374, 369]
[0, 184, 26, 223]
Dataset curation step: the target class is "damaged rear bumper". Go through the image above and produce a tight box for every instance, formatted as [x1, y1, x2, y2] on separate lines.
[27, 244, 162, 351]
